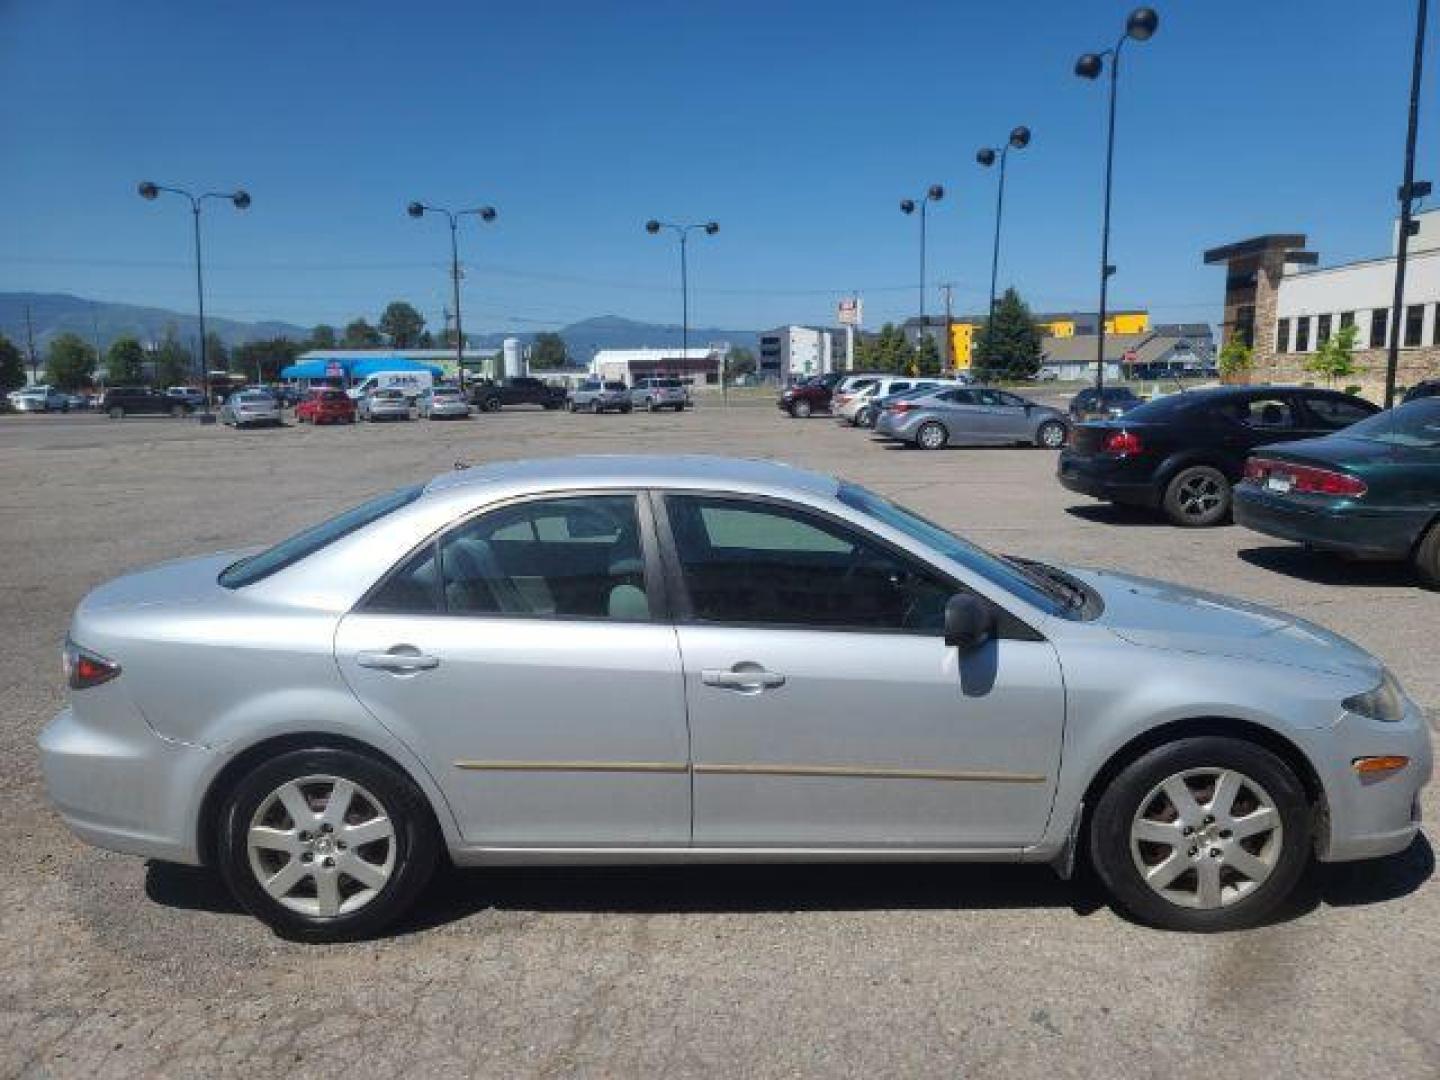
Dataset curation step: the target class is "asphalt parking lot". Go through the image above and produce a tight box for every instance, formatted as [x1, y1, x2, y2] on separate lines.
[2, 404, 1437, 1079]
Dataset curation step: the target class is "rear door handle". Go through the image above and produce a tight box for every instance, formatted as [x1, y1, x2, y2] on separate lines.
[702, 668, 786, 691]
[356, 647, 440, 673]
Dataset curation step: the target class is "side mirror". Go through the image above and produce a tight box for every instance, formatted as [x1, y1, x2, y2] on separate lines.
[944, 593, 995, 652]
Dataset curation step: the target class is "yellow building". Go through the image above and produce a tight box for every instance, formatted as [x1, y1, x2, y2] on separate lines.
[947, 310, 1149, 369]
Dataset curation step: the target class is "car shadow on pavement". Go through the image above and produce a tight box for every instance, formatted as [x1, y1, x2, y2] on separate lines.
[1062, 504, 1172, 528]
[142, 834, 1432, 937]
[1237, 545, 1422, 588]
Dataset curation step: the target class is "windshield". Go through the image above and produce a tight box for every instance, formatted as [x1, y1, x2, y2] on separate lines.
[220, 484, 424, 588]
[837, 483, 1086, 619]
[1339, 399, 1440, 447]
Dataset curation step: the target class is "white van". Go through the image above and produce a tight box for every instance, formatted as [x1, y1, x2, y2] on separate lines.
[345, 371, 434, 401]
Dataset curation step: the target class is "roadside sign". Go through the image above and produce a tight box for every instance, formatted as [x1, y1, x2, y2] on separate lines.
[325, 361, 344, 379]
[837, 298, 862, 326]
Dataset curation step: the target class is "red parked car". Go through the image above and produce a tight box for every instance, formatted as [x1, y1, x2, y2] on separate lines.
[295, 388, 356, 425]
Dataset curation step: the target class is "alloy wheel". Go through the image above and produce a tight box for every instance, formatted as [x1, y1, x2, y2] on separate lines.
[246, 774, 396, 918]
[917, 422, 947, 450]
[1039, 421, 1066, 448]
[1176, 474, 1223, 518]
[1129, 767, 1283, 910]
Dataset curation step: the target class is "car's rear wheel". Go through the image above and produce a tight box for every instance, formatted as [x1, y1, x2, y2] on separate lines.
[790, 399, 812, 418]
[915, 421, 948, 450]
[218, 747, 439, 942]
[1163, 465, 1231, 527]
[1414, 520, 1440, 588]
[108, 406, 124, 420]
[1037, 420, 1067, 448]
[856, 407, 875, 429]
[1089, 736, 1310, 932]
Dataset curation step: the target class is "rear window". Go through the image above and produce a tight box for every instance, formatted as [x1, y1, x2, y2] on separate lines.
[219, 484, 425, 589]
[1110, 393, 1196, 422]
[320, 390, 348, 401]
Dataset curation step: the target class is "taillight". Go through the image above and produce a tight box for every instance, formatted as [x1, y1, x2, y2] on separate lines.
[1246, 457, 1367, 497]
[1101, 430, 1143, 455]
[890, 401, 914, 414]
[63, 639, 120, 690]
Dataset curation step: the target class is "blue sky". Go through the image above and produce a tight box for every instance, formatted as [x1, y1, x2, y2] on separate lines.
[0, 0, 1434, 337]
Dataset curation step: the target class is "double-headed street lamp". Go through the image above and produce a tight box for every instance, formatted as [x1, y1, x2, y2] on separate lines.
[1074, 5, 1159, 396]
[900, 186, 945, 345]
[137, 181, 251, 418]
[976, 126, 1032, 336]
[407, 201, 498, 391]
[645, 219, 720, 398]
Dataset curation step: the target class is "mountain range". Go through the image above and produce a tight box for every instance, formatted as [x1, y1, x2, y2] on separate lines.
[0, 293, 759, 358]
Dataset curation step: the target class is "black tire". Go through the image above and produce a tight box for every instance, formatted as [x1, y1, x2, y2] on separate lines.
[856, 406, 876, 429]
[1088, 736, 1310, 932]
[1036, 420, 1067, 449]
[481, 397, 501, 413]
[791, 399, 812, 419]
[1162, 465, 1231, 527]
[1414, 520, 1440, 588]
[217, 747, 439, 942]
[646, 397, 657, 413]
[108, 406, 124, 420]
[170, 403, 185, 418]
[915, 421, 948, 450]
[621, 404, 632, 414]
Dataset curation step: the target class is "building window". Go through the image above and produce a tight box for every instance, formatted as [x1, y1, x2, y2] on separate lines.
[1317, 314, 1332, 345]
[1339, 311, 1355, 331]
[1275, 318, 1290, 353]
[1405, 304, 1424, 347]
[1370, 309, 1388, 349]
[1294, 317, 1310, 353]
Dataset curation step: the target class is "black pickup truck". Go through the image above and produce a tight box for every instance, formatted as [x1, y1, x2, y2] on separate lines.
[470, 377, 568, 413]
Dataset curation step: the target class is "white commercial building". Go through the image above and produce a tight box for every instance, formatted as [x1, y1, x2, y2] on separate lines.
[590, 347, 722, 385]
[757, 326, 847, 382]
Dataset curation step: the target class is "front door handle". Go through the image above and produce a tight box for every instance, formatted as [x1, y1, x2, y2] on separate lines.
[702, 668, 786, 692]
[356, 647, 440, 673]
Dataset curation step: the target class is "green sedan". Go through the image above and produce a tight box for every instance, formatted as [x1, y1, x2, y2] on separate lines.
[1234, 398, 1440, 586]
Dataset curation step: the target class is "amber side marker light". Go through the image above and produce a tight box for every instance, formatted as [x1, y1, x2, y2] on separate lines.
[1352, 756, 1410, 776]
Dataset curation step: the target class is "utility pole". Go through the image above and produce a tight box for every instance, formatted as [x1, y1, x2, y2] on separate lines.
[1386, 0, 1430, 408]
[24, 304, 37, 384]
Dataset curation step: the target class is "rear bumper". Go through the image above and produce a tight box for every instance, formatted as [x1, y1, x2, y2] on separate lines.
[1056, 452, 1158, 506]
[39, 706, 212, 865]
[1233, 485, 1430, 559]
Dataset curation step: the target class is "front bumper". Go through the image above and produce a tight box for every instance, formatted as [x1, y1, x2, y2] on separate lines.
[1313, 699, 1433, 862]
[1233, 485, 1430, 559]
[39, 705, 215, 865]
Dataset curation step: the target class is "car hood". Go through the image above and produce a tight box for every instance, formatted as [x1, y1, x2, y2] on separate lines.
[1064, 566, 1382, 681]
[78, 550, 258, 613]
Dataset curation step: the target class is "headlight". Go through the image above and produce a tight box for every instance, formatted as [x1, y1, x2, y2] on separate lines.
[1343, 670, 1407, 722]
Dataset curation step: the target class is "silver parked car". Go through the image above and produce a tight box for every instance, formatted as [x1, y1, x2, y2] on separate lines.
[220, 391, 282, 428]
[40, 455, 1430, 940]
[358, 388, 412, 422]
[875, 386, 1070, 450]
[570, 379, 633, 414]
[417, 387, 471, 420]
[631, 376, 688, 412]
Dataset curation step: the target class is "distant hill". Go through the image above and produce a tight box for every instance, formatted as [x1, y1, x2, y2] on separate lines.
[0, 293, 760, 359]
[0, 292, 308, 351]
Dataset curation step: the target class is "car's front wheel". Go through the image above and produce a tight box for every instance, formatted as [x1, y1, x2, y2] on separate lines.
[108, 406, 124, 420]
[856, 406, 875, 428]
[1163, 465, 1231, 526]
[218, 747, 439, 942]
[915, 421, 948, 450]
[1036, 419, 1067, 448]
[1089, 736, 1310, 932]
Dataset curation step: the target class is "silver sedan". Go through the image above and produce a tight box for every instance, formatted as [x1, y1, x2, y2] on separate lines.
[875, 386, 1070, 449]
[220, 391, 282, 428]
[417, 388, 472, 419]
[358, 389, 412, 421]
[40, 455, 1430, 940]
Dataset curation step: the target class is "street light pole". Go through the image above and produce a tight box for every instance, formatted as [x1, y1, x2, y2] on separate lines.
[977, 127, 1032, 370]
[1386, 0, 1430, 408]
[408, 201, 498, 391]
[646, 219, 720, 399]
[137, 181, 250, 419]
[1075, 7, 1159, 397]
[900, 186, 945, 359]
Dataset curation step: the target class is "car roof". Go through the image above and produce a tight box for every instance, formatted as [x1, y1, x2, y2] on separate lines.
[425, 454, 839, 499]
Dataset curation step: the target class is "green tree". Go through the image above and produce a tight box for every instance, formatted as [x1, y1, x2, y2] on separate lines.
[973, 288, 1042, 380]
[231, 337, 303, 383]
[1307, 323, 1360, 387]
[725, 345, 757, 380]
[308, 324, 338, 349]
[0, 334, 26, 394]
[105, 336, 146, 385]
[854, 323, 915, 374]
[529, 332, 568, 370]
[1217, 335, 1254, 383]
[152, 328, 194, 388]
[914, 333, 942, 376]
[342, 318, 382, 347]
[44, 333, 97, 391]
[379, 301, 426, 348]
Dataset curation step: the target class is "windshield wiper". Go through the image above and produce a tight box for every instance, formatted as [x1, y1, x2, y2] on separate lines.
[1004, 556, 1088, 610]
